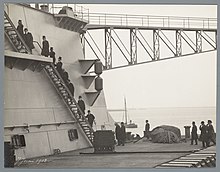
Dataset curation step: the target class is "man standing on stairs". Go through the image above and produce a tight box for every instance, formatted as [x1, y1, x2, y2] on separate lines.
[86, 110, 96, 128]
[16, 20, 24, 43]
[56, 56, 63, 75]
[41, 36, 49, 57]
[49, 47, 56, 64]
[23, 28, 34, 54]
[77, 96, 85, 117]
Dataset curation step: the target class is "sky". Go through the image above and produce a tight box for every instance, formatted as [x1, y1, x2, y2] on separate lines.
[79, 4, 217, 109]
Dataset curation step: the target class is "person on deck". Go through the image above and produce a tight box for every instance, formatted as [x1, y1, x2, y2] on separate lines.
[144, 120, 150, 139]
[86, 110, 96, 128]
[77, 96, 85, 116]
[41, 36, 49, 57]
[199, 121, 208, 148]
[120, 122, 126, 146]
[206, 120, 216, 146]
[191, 121, 198, 145]
[114, 123, 121, 146]
[23, 28, 34, 54]
[49, 47, 56, 64]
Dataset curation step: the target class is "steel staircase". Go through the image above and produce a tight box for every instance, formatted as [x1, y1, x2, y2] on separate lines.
[44, 64, 94, 145]
[4, 11, 30, 53]
[4, 10, 94, 146]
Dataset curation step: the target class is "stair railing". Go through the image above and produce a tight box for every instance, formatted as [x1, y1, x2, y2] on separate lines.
[4, 11, 31, 53]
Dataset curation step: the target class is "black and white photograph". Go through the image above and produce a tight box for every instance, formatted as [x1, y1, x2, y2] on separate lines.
[3, 2, 217, 169]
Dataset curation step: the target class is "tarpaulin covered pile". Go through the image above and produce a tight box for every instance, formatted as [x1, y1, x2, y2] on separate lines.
[150, 125, 181, 143]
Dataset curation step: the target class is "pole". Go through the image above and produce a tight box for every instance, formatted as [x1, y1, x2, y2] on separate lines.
[124, 97, 127, 124]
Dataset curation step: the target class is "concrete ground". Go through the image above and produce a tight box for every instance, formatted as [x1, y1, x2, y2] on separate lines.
[14, 140, 212, 169]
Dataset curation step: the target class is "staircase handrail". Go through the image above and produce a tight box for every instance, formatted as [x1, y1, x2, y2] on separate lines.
[4, 11, 31, 53]
[49, 64, 95, 132]
[33, 40, 42, 50]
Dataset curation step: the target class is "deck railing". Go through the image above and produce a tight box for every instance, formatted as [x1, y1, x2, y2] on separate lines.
[85, 13, 217, 29]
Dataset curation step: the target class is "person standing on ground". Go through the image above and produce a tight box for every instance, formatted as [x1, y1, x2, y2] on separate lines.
[77, 96, 85, 117]
[23, 28, 34, 54]
[49, 47, 56, 64]
[41, 36, 49, 57]
[199, 121, 208, 148]
[120, 122, 126, 146]
[86, 110, 95, 128]
[191, 121, 198, 145]
[16, 20, 24, 40]
[144, 120, 150, 139]
[114, 123, 121, 146]
[206, 120, 216, 146]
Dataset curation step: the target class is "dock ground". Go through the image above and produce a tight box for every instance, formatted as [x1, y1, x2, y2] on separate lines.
[15, 140, 215, 169]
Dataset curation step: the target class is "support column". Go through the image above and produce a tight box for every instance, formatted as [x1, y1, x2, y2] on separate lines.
[153, 29, 160, 60]
[196, 30, 202, 53]
[176, 30, 182, 56]
[80, 33, 85, 58]
[130, 28, 137, 64]
[105, 28, 112, 69]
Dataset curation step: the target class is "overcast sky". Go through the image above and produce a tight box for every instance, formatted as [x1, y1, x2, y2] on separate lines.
[79, 4, 217, 109]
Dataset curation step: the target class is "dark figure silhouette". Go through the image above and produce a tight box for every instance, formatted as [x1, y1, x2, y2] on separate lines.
[191, 121, 198, 145]
[199, 121, 208, 148]
[56, 57, 63, 74]
[86, 110, 95, 127]
[206, 120, 216, 146]
[77, 96, 85, 116]
[23, 28, 34, 53]
[144, 120, 150, 139]
[115, 123, 121, 146]
[16, 20, 24, 40]
[120, 122, 126, 146]
[41, 36, 49, 57]
[67, 80, 75, 97]
[62, 70, 69, 84]
[49, 47, 56, 64]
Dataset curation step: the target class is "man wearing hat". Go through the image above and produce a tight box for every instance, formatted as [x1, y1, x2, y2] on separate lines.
[23, 28, 34, 53]
[77, 96, 85, 118]
[199, 121, 208, 148]
[86, 110, 95, 128]
[207, 120, 216, 146]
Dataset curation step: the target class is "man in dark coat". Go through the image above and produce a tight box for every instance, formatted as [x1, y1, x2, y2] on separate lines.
[199, 121, 208, 148]
[17, 20, 24, 40]
[56, 57, 63, 75]
[120, 122, 126, 146]
[86, 110, 95, 128]
[67, 80, 75, 97]
[206, 120, 216, 146]
[191, 121, 198, 145]
[49, 47, 56, 64]
[23, 28, 34, 53]
[77, 96, 85, 116]
[144, 120, 150, 139]
[115, 123, 121, 146]
[41, 36, 49, 57]
[62, 70, 69, 84]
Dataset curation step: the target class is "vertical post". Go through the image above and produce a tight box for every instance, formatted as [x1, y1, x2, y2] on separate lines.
[80, 33, 85, 58]
[153, 29, 160, 60]
[196, 30, 202, 53]
[176, 30, 182, 56]
[105, 28, 112, 69]
[184, 126, 191, 141]
[130, 28, 137, 65]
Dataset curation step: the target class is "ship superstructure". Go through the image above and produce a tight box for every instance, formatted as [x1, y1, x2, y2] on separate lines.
[4, 3, 115, 159]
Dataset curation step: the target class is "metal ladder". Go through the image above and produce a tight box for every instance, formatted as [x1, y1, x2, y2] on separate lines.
[44, 64, 94, 145]
[4, 11, 30, 53]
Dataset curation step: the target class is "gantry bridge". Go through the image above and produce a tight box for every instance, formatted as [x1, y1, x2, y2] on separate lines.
[81, 13, 217, 70]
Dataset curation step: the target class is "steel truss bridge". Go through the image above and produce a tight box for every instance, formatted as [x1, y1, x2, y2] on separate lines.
[81, 13, 217, 70]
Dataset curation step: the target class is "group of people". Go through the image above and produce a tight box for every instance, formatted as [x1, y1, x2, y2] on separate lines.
[191, 120, 216, 148]
[16, 20, 34, 53]
[114, 122, 126, 146]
